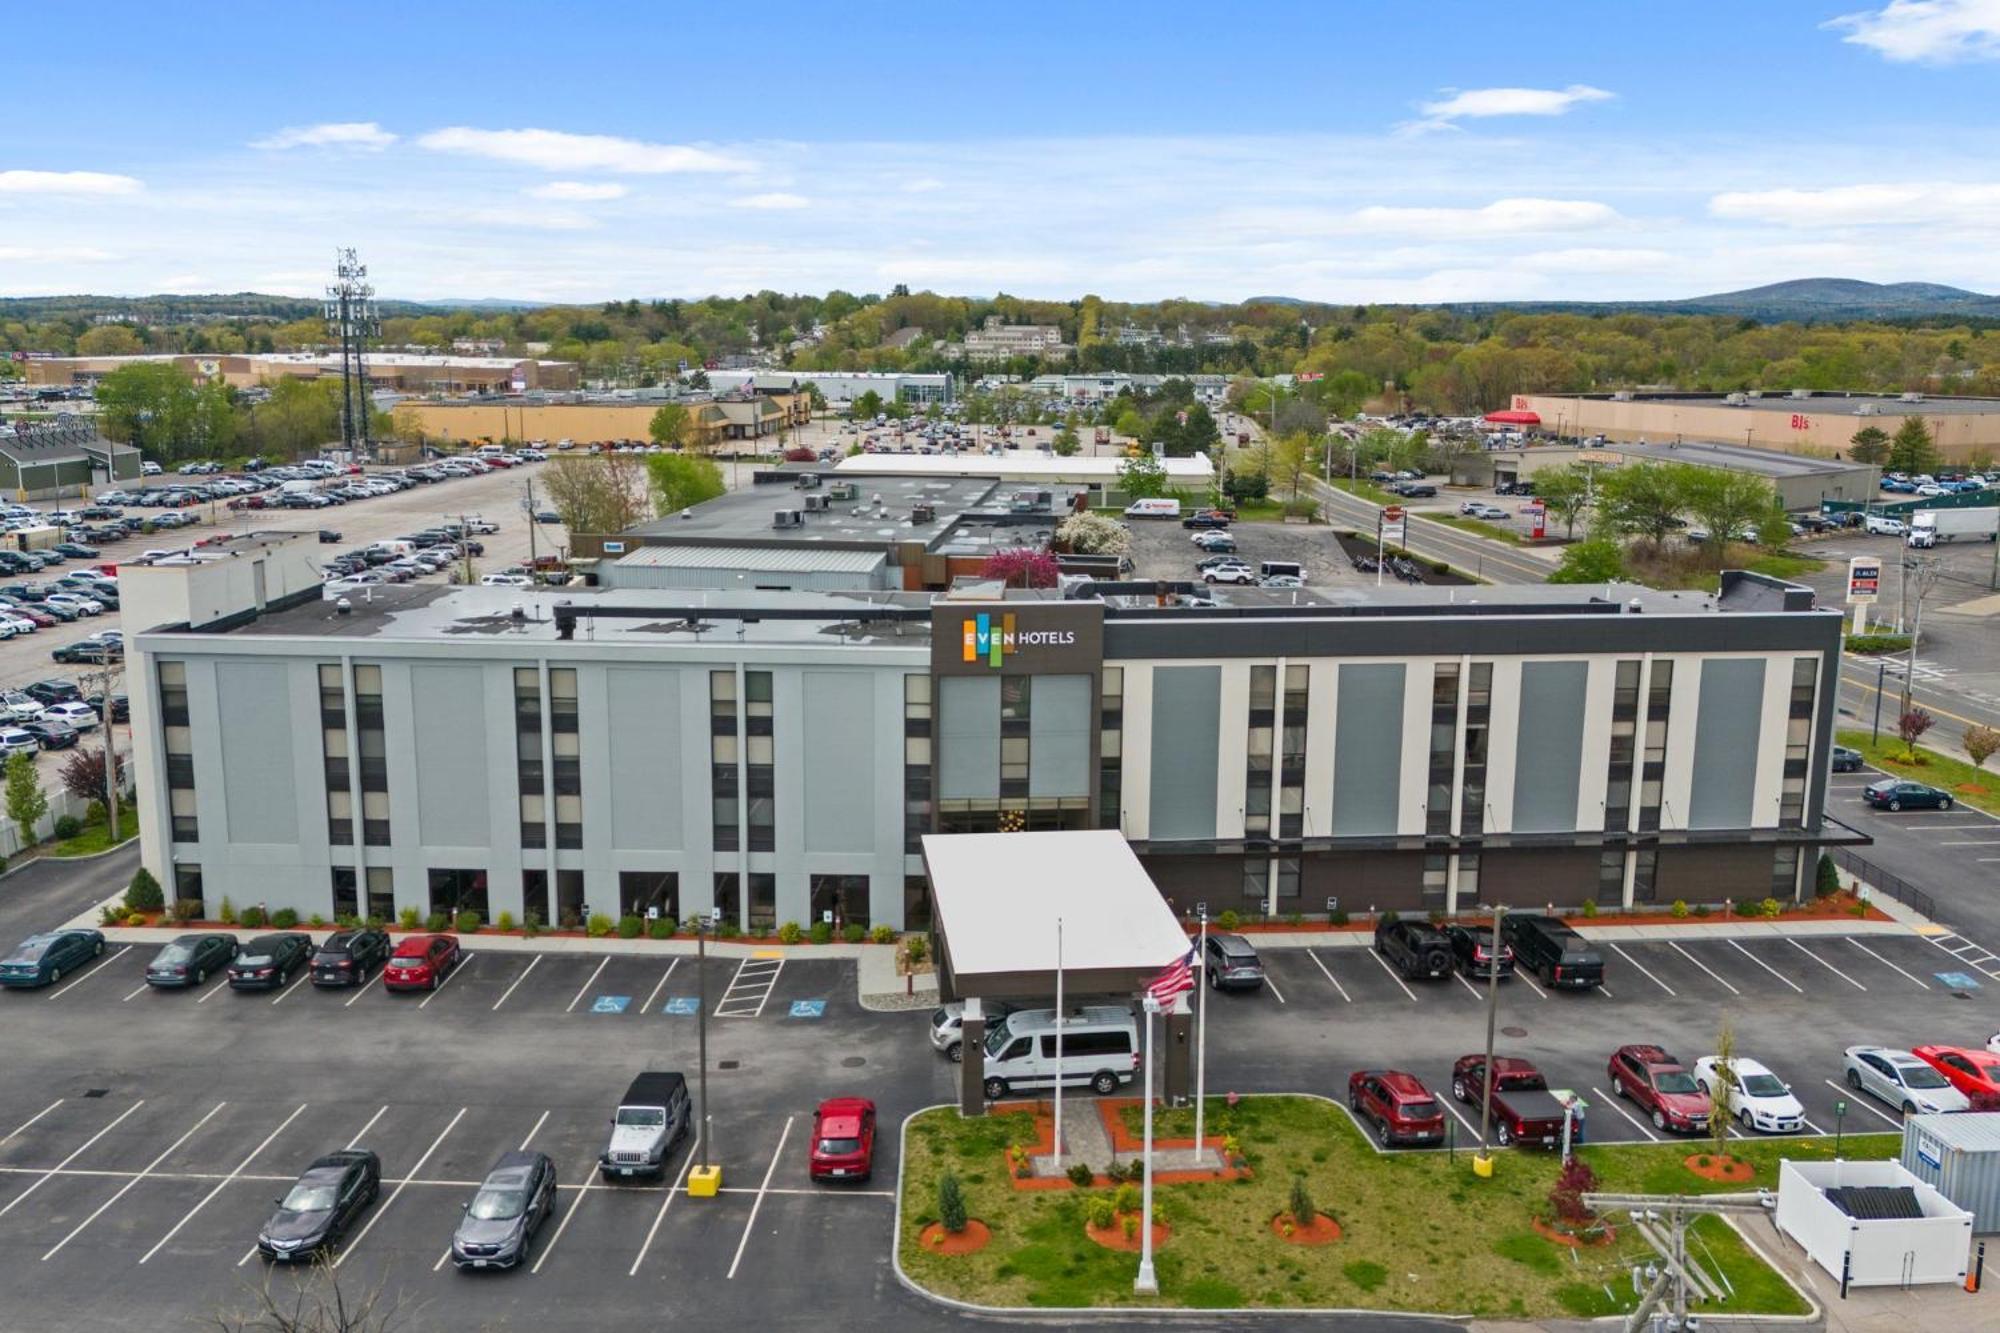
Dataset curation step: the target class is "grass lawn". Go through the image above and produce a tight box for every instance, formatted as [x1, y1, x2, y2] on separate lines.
[899, 1095, 1897, 1316]
[1837, 728, 2000, 816]
[1325, 477, 1398, 505]
[52, 806, 139, 857]
[1423, 514, 1523, 545]
[1621, 541, 1824, 593]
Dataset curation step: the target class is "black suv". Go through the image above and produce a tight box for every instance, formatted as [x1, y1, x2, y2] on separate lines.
[258, 1150, 380, 1262]
[1501, 914, 1605, 989]
[1375, 919, 1454, 980]
[24, 679, 81, 707]
[311, 928, 392, 987]
[226, 932, 314, 990]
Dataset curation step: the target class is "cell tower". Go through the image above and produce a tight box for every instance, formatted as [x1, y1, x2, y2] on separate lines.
[324, 248, 379, 460]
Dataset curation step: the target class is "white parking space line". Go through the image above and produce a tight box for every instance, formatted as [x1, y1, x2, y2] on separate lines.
[1302, 949, 1350, 1002]
[120, 982, 148, 1002]
[195, 976, 229, 1003]
[1593, 1087, 1662, 1142]
[345, 1105, 388, 1150]
[1787, 939, 1866, 991]
[1366, 950, 1419, 1002]
[142, 1103, 306, 1264]
[531, 1160, 601, 1275]
[1938, 840, 2000, 846]
[627, 1151, 697, 1277]
[637, 958, 678, 1016]
[1261, 971, 1287, 1005]
[1440, 1099, 1481, 1142]
[1666, 942, 1741, 995]
[0, 1100, 63, 1148]
[1514, 971, 1549, 1000]
[1823, 1080, 1902, 1128]
[269, 970, 314, 1006]
[1900, 823, 1994, 830]
[418, 953, 474, 1009]
[518, 1110, 549, 1152]
[46, 945, 129, 999]
[1846, 939, 1930, 989]
[343, 976, 376, 1007]
[333, 1105, 467, 1268]
[1801, 1117, 1828, 1136]
[1726, 940, 1805, 993]
[491, 955, 541, 1011]
[565, 957, 610, 1014]
[0, 1100, 144, 1219]
[1453, 972, 1483, 1000]
[727, 1116, 795, 1280]
[1609, 944, 1675, 997]
[42, 1101, 225, 1260]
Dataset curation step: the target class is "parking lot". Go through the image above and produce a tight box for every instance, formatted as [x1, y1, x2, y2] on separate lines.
[1124, 516, 1355, 586]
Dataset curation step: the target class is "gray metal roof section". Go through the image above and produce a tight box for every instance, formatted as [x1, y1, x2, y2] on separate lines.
[621, 472, 1000, 546]
[612, 544, 886, 575]
[1907, 1111, 2000, 1151]
[1567, 392, 2000, 418]
[1596, 439, 1869, 478]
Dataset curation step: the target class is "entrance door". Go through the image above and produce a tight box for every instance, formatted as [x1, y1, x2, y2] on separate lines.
[809, 874, 869, 930]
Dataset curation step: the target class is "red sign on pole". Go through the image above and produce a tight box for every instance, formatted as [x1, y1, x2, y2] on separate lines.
[1524, 499, 1546, 540]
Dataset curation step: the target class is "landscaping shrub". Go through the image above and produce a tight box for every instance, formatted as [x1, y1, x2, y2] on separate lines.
[869, 924, 896, 945]
[718, 922, 741, 939]
[1084, 1195, 1116, 1229]
[1112, 1182, 1140, 1215]
[85, 799, 105, 826]
[1758, 897, 1783, 919]
[1215, 909, 1240, 931]
[937, 1171, 967, 1234]
[617, 914, 643, 939]
[99, 903, 124, 926]
[559, 909, 581, 931]
[1066, 1161, 1095, 1188]
[307, 914, 326, 929]
[809, 921, 834, 945]
[1815, 853, 1841, 898]
[1289, 1173, 1317, 1226]
[455, 910, 481, 934]
[53, 815, 82, 841]
[841, 923, 866, 944]
[648, 916, 674, 940]
[1694, 903, 1712, 918]
[1329, 907, 1350, 926]
[586, 912, 614, 938]
[1120, 1214, 1138, 1240]
[124, 867, 165, 914]
[424, 911, 448, 933]
[1378, 909, 1399, 926]
[496, 910, 517, 933]
[219, 897, 238, 926]
[1733, 899, 1759, 918]
[126, 912, 146, 927]
[270, 908, 299, 929]
[1548, 1157, 1599, 1227]
[1284, 911, 1304, 927]
[1845, 633, 1912, 655]
[398, 906, 420, 930]
[521, 911, 541, 938]
[1670, 899, 1690, 919]
[777, 921, 803, 944]
[903, 934, 927, 963]
[240, 905, 268, 929]
[173, 898, 203, 923]
[1579, 898, 1598, 918]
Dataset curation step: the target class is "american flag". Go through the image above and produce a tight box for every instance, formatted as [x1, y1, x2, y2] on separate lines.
[1144, 947, 1198, 1005]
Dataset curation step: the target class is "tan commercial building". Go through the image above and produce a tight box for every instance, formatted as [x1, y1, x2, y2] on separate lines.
[24, 352, 580, 394]
[1512, 391, 2000, 464]
[392, 394, 809, 449]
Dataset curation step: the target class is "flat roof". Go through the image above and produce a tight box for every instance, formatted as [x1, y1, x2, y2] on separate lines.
[836, 452, 1216, 481]
[622, 473, 1001, 547]
[922, 831, 1189, 977]
[611, 544, 887, 575]
[1555, 392, 2000, 418]
[1594, 440, 1868, 478]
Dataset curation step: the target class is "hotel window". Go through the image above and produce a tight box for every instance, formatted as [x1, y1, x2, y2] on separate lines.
[1426, 664, 1460, 837]
[515, 668, 544, 849]
[1421, 852, 1448, 908]
[1631, 848, 1658, 904]
[1638, 661, 1673, 832]
[1279, 666, 1308, 839]
[710, 671, 739, 851]
[713, 872, 742, 930]
[1242, 858, 1268, 912]
[1457, 852, 1481, 905]
[354, 665, 389, 846]
[904, 675, 932, 854]
[1771, 846, 1800, 900]
[1245, 666, 1275, 838]
[331, 867, 358, 921]
[1000, 677, 1031, 800]
[320, 664, 351, 845]
[1779, 657, 1816, 826]
[1599, 849, 1627, 904]
[1456, 664, 1491, 837]
[158, 661, 197, 842]
[366, 868, 395, 924]
[1098, 668, 1122, 830]
[173, 863, 204, 913]
[550, 668, 581, 850]
[745, 671, 774, 852]
[1603, 660, 1641, 831]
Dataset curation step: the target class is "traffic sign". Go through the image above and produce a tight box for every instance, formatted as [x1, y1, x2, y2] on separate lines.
[1379, 504, 1406, 544]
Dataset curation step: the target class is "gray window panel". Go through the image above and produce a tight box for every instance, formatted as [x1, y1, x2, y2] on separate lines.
[1689, 658, 1766, 830]
[1332, 663, 1404, 836]
[606, 668, 682, 850]
[1149, 666, 1220, 840]
[937, 675, 1001, 800]
[1512, 660, 1589, 833]
[411, 665, 490, 846]
[1028, 674, 1092, 798]
[214, 661, 298, 844]
[803, 671, 875, 852]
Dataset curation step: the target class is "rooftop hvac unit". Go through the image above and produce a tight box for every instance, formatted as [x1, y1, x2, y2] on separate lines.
[1612, 390, 1634, 401]
[797, 472, 822, 488]
[910, 502, 935, 524]
[1724, 392, 1748, 406]
[1901, 391, 1925, 403]
[1858, 402, 1881, 416]
[802, 494, 827, 512]
[828, 481, 857, 500]
[771, 509, 804, 529]
[1746, 389, 1764, 398]
[1790, 388, 1813, 399]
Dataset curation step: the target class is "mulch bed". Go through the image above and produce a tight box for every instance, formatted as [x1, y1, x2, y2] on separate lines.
[1085, 1214, 1170, 1252]
[919, 1219, 992, 1255]
[1685, 1154, 1756, 1182]
[1270, 1212, 1342, 1245]
[1533, 1216, 1618, 1248]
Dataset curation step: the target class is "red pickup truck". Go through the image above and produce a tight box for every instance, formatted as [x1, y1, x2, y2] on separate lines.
[1451, 1055, 1579, 1149]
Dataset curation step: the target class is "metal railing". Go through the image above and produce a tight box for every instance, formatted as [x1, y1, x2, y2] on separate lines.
[1827, 846, 1936, 921]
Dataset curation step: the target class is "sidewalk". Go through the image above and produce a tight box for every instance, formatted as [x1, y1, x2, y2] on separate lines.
[1201, 913, 1922, 951]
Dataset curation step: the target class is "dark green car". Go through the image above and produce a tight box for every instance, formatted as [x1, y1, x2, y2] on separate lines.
[0, 928, 106, 988]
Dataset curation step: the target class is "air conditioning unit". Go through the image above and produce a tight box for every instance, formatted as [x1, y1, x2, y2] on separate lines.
[1612, 390, 1634, 401]
[1900, 391, 1925, 403]
[1724, 392, 1747, 406]
[771, 510, 804, 529]
[910, 502, 935, 524]
[828, 482, 857, 500]
[797, 472, 822, 489]
[802, 494, 827, 512]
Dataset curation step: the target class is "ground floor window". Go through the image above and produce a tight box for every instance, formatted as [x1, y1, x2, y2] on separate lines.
[1631, 848, 1658, 904]
[173, 863, 204, 915]
[1456, 852, 1481, 905]
[365, 867, 395, 924]
[1599, 849, 1626, 905]
[522, 870, 550, 929]
[747, 874, 777, 935]
[555, 870, 585, 930]
[713, 873, 741, 931]
[619, 871, 679, 922]
[903, 875, 932, 932]
[1242, 859, 1268, 915]
[810, 874, 869, 930]
[428, 868, 489, 923]
[1421, 853, 1448, 910]
[331, 867, 358, 921]
[1771, 847, 1800, 902]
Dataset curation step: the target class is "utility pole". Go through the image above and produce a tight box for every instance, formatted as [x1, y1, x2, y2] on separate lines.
[324, 249, 378, 464]
[1475, 903, 1504, 1173]
[524, 476, 539, 570]
[82, 662, 121, 838]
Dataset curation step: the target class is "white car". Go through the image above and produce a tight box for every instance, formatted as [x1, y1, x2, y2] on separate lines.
[480, 573, 533, 588]
[1693, 1056, 1805, 1133]
[43, 701, 98, 732]
[1863, 515, 1906, 536]
[0, 727, 35, 757]
[1843, 1045, 1969, 1116]
[0, 615, 35, 638]
[0, 693, 43, 722]
[43, 593, 102, 617]
[140, 461, 163, 476]
[323, 574, 385, 601]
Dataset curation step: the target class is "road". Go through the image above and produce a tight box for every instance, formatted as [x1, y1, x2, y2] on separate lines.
[1308, 476, 1560, 584]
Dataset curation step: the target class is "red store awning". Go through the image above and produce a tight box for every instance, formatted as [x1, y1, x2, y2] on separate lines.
[1482, 409, 1541, 425]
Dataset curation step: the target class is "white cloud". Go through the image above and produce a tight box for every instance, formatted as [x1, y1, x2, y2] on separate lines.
[0, 170, 142, 196]
[1403, 84, 1613, 133]
[1346, 197, 1622, 236]
[901, 177, 945, 193]
[729, 192, 809, 210]
[1708, 181, 2000, 226]
[0, 246, 115, 262]
[1513, 247, 1677, 274]
[527, 180, 628, 201]
[250, 122, 397, 151]
[417, 126, 748, 174]
[1825, 0, 2000, 63]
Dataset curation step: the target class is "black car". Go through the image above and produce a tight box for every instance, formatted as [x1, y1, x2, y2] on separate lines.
[1501, 914, 1605, 989]
[146, 933, 240, 987]
[450, 1150, 557, 1270]
[1830, 744, 1864, 773]
[1442, 923, 1514, 979]
[226, 932, 314, 990]
[1863, 777, 1952, 811]
[319, 529, 342, 544]
[51, 543, 98, 559]
[24, 679, 81, 706]
[19, 718, 77, 750]
[311, 928, 392, 987]
[51, 639, 119, 664]
[1375, 919, 1455, 980]
[1201, 932, 1265, 990]
[86, 692, 129, 723]
[534, 510, 561, 524]
[258, 1150, 381, 1262]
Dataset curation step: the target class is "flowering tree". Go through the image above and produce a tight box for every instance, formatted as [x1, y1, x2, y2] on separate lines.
[1547, 1157, 1599, 1227]
[1898, 707, 1935, 761]
[980, 548, 1059, 589]
[1054, 510, 1131, 556]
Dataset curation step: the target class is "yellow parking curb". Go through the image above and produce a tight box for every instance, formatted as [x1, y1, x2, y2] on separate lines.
[751, 949, 784, 959]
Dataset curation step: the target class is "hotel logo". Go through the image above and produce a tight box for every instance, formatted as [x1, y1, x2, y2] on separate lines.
[962, 612, 1076, 667]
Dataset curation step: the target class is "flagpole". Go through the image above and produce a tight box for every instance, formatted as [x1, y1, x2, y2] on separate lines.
[1053, 917, 1064, 1170]
[1194, 908, 1208, 1162]
[1134, 993, 1159, 1295]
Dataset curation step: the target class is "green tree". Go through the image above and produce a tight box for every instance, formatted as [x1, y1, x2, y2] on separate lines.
[1531, 465, 1593, 538]
[851, 389, 884, 420]
[1847, 425, 1890, 466]
[1119, 450, 1168, 500]
[1113, 408, 1146, 441]
[1888, 416, 1940, 475]
[1052, 421, 1080, 456]
[1548, 538, 1626, 584]
[95, 362, 197, 458]
[645, 450, 726, 516]
[1593, 462, 1691, 546]
[1269, 431, 1314, 502]
[5, 751, 46, 841]
[647, 403, 691, 448]
[542, 454, 653, 533]
[1173, 402, 1221, 457]
[1322, 368, 1375, 420]
[1679, 465, 1778, 559]
[76, 323, 142, 355]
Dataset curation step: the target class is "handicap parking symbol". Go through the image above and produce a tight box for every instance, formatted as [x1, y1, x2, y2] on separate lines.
[1935, 971, 1981, 991]
[788, 999, 826, 1019]
[591, 995, 631, 1014]
[662, 996, 700, 1016]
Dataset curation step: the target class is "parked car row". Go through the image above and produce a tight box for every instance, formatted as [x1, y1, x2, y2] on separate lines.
[1373, 915, 1600, 989]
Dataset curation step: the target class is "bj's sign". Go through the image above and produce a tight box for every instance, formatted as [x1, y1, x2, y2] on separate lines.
[930, 601, 1103, 676]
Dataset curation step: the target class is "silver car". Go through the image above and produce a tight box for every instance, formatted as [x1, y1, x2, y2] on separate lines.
[929, 1000, 1018, 1063]
[1843, 1045, 1969, 1116]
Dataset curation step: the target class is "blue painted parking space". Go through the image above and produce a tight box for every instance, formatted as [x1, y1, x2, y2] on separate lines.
[1935, 971, 1981, 990]
[788, 999, 826, 1019]
[662, 996, 699, 1016]
[590, 995, 631, 1014]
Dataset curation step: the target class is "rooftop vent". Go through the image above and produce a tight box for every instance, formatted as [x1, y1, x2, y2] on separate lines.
[910, 502, 936, 525]
[771, 509, 804, 530]
[1612, 390, 1634, 401]
[802, 494, 827, 512]
[1900, 391, 1925, 403]
[796, 472, 822, 489]
[335, 597, 352, 615]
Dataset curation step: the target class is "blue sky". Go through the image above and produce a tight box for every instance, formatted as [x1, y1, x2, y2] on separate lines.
[3, 0, 1998, 303]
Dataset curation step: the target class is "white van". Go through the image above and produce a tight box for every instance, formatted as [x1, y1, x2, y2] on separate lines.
[278, 479, 318, 496]
[1863, 514, 1906, 536]
[476, 443, 507, 459]
[1258, 561, 1305, 581]
[370, 540, 415, 559]
[980, 1005, 1139, 1100]
[1123, 498, 1182, 519]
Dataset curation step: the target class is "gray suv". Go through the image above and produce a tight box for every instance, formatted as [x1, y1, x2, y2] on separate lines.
[451, 1150, 556, 1270]
[1202, 933, 1265, 991]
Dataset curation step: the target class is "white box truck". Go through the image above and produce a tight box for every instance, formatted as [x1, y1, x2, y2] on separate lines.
[1907, 508, 1998, 548]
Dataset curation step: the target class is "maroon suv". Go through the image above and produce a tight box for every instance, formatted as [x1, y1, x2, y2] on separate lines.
[1608, 1044, 1711, 1134]
[1347, 1069, 1446, 1146]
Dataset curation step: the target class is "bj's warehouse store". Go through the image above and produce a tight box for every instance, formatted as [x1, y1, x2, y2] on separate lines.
[124, 543, 1853, 933]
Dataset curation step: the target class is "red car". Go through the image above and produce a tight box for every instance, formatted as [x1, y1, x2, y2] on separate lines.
[1608, 1044, 1711, 1134]
[382, 934, 461, 992]
[808, 1096, 876, 1182]
[1347, 1069, 1446, 1146]
[1914, 1045, 2000, 1110]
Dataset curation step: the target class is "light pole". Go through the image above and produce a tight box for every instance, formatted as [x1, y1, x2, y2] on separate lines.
[1194, 906, 1208, 1161]
[1474, 903, 1505, 1177]
[695, 907, 715, 1175]
[1133, 993, 1160, 1295]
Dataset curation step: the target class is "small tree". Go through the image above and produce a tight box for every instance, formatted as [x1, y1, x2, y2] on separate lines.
[1898, 707, 1935, 761]
[1288, 1173, 1317, 1226]
[1887, 416, 1940, 476]
[646, 403, 691, 449]
[1847, 425, 1890, 466]
[1052, 422, 1079, 456]
[1547, 1157, 1599, 1227]
[980, 548, 1059, 589]
[125, 867, 165, 914]
[1547, 538, 1625, 584]
[1815, 852, 1841, 898]
[1532, 465, 1593, 538]
[1964, 724, 2000, 772]
[1119, 449, 1167, 500]
[1709, 1019, 1736, 1160]
[1054, 510, 1132, 556]
[937, 1170, 967, 1234]
[58, 748, 120, 805]
[4, 751, 46, 840]
[645, 450, 725, 516]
